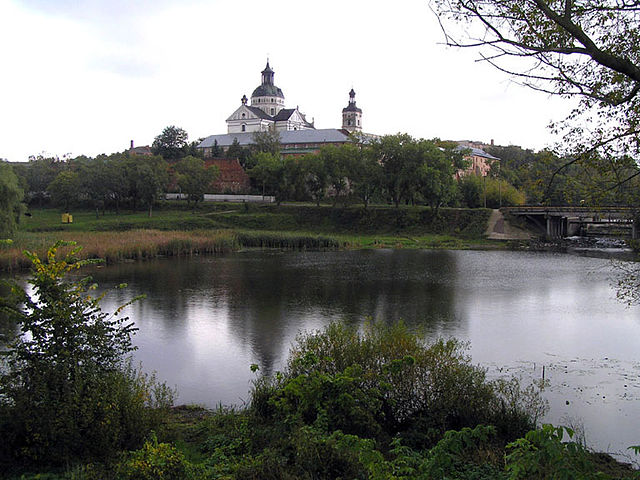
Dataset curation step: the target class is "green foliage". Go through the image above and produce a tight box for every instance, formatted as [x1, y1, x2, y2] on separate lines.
[433, 1, 640, 179]
[459, 175, 526, 208]
[0, 242, 173, 468]
[247, 152, 291, 204]
[47, 170, 81, 211]
[0, 162, 25, 238]
[188, 321, 552, 479]
[319, 144, 353, 207]
[132, 156, 169, 217]
[504, 424, 623, 480]
[417, 140, 461, 214]
[175, 156, 219, 208]
[251, 129, 281, 156]
[365, 425, 505, 480]
[348, 146, 383, 209]
[372, 133, 424, 208]
[22, 155, 63, 207]
[226, 138, 251, 169]
[302, 153, 329, 206]
[282, 321, 541, 444]
[152, 126, 189, 160]
[117, 433, 208, 480]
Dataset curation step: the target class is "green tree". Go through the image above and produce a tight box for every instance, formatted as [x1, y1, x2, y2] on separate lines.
[248, 152, 288, 204]
[226, 137, 244, 160]
[347, 145, 383, 210]
[372, 134, 424, 208]
[460, 175, 526, 208]
[24, 155, 62, 206]
[431, 1, 640, 192]
[252, 129, 281, 156]
[418, 140, 461, 214]
[321, 144, 353, 207]
[75, 156, 110, 218]
[152, 125, 189, 160]
[227, 137, 253, 169]
[0, 162, 25, 238]
[47, 169, 80, 212]
[186, 138, 205, 159]
[103, 153, 131, 214]
[175, 155, 218, 211]
[0, 242, 173, 467]
[134, 156, 169, 217]
[303, 153, 329, 207]
[211, 139, 222, 158]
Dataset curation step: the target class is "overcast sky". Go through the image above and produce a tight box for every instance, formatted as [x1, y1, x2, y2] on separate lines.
[0, 0, 572, 162]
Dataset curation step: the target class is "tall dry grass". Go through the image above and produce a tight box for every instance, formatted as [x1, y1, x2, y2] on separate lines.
[0, 230, 238, 272]
[0, 229, 349, 272]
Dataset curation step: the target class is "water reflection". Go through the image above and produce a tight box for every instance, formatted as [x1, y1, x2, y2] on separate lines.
[77, 250, 640, 456]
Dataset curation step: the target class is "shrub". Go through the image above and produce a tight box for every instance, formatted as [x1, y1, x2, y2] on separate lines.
[261, 321, 543, 446]
[505, 425, 616, 479]
[459, 175, 525, 208]
[117, 434, 208, 480]
[0, 242, 173, 469]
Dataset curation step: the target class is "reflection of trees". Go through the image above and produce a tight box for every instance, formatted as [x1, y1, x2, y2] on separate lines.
[87, 251, 463, 376]
[0, 279, 20, 345]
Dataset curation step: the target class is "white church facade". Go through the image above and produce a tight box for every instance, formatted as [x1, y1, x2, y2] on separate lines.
[198, 61, 364, 157]
[225, 62, 317, 134]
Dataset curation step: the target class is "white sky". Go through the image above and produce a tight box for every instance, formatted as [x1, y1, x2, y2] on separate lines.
[0, 0, 572, 162]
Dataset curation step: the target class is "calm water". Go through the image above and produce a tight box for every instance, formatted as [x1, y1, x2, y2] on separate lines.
[58, 250, 640, 457]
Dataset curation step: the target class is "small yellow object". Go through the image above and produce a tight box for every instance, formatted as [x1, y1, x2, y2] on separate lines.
[61, 213, 73, 224]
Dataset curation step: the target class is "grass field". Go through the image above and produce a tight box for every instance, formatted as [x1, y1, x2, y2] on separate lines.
[1, 203, 495, 271]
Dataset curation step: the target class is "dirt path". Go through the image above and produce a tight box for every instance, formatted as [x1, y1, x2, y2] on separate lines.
[486, 209, 532, 240]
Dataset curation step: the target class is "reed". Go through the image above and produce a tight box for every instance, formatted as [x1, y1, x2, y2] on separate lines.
[0, 229, 353, 272]
[0, 230, 240, 272]
[235, 230, 347, 250]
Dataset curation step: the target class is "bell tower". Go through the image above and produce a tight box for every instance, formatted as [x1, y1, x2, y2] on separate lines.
[342, 88, 362, 132]
[250, 60, 286, 116]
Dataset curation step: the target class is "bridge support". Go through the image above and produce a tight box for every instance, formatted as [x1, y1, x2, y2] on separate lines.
[546, 215, 566, 240]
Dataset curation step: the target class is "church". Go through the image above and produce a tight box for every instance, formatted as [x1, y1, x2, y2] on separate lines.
[198, 61, 364, 158]
[196, 61, 496, 188]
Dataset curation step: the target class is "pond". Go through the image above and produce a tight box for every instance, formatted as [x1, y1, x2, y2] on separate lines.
[29, 249, 640, 458]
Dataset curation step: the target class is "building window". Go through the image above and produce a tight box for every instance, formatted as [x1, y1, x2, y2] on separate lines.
[271, 108, 275, 115]
[348, 120, 352, 126]
[241, 113, 246, 118]
[241, 124, 246, 132]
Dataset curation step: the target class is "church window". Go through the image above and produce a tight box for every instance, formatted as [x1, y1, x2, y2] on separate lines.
[242, 113, 246, 118]
[241, 124, 246, 132]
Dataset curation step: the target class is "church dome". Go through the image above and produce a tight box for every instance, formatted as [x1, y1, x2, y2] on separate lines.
[251, 84, 284, 98]
[251, 61, 285, 99]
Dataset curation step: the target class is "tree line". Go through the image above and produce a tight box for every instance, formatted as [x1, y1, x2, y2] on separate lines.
[239, 132, 528, 212]
[9, 152, 217, 218]
[4, 124, 639, 239]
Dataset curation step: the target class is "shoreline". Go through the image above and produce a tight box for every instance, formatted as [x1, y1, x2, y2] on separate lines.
[0, 228, 497, 273]
[3, 228, 636, 273]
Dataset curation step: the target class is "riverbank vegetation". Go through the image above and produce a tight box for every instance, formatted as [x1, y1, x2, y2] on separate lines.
[0, 243, 174, 474]
[2, 244, 638, 478]
[0, 204, 492, 272]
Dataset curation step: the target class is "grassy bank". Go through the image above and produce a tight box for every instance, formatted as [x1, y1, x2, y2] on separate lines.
[1, 204, 495, 271]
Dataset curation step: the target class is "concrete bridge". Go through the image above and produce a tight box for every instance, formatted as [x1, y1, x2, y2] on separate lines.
[502, 206, 638, 240]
